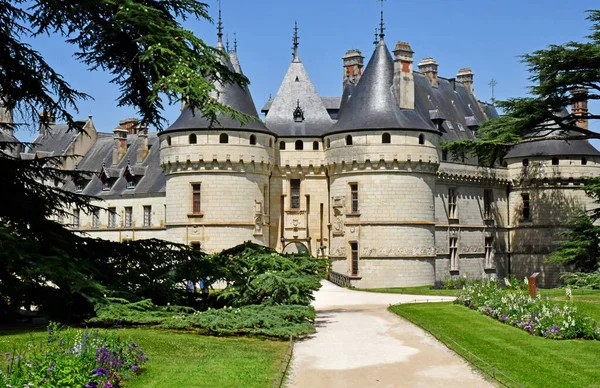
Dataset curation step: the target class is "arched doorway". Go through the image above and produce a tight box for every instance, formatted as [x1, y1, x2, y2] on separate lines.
[283, 241, 309, 255]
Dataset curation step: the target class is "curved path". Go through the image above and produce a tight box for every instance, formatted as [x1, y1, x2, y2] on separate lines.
[287, 280, 492, 388]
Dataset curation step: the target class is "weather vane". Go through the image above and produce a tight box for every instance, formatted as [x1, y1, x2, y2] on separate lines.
[489, 78, 498, 104]
[378, 0, 385, 41]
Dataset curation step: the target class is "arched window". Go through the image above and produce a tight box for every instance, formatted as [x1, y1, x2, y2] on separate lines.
[250, 135, 256, 145]
[522, 159, 529, 167]
[219, 133, 228, 144]
[552, 157, 559, 166]
[189, 134, 197, 144]
[166, 136, 171, 146]
[313, 141, 319, 150]
[269, 139, 273, 148]
[382, 132, 391, 144]
[280, 141, 286, 150]
[295, 140, 303, 150]
[326, 138, 331, 149]
[582, 157, 588, 165]
[502, 160, 508, 168]
[346, 135, 353, 146]
[418, 134, 425, 145]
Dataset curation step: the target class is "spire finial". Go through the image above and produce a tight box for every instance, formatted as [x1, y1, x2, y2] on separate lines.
[226, 33, 230, 52]
[234, 32, 238, 52]
[217, 0, 223, 44]
[373, 27, 379, 46]
[292, 21, 299, 61]
[378, 0, 385, 41]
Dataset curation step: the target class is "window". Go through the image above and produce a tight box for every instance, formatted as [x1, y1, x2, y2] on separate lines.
[92, 209, 100, 228]
[126, 178, 136, 189]
[350, 242, 359, 276]
[250, 135, 256, 145]
[73, 209, 80, 229]
[124, 207, 132, 228]
[269, 138, 273, 148]
[102, 180, 112, 191]
[295, 140, 303, 150]
[192, 183, 201, 214]
[280, 141, 286, 150]
[143, 205, 152, 227]
[449, 237, 458, 271]
[484, 189, 493, 220]
[445, 120, 455, 130]
[457, 123, 465, 132]
[522, 159, 529, 167]
[263, 184, 268, 214]
[345, 135, 353, 146]
[326, 138, 331, 149]
[290, 179, 301, 209]
[313, 141, 319, 150]
[219, 133, 228, 144]
[442, 149, 448, 161]
[485, 237, 494, 268]
[350, 183, 359, 213]
[108, 207, 117, 228]
[448, 188, 458, 219]
[166, 136, 171, 146]
[190, 242, 201, 251]
[189, 134, 197, 144]
[76, 181, 85, 193]
[418, 134, 425, 144]
[382, 133, 391, 144]
[582, 157, 588, 165]
[521, 193, 531, 221]
[552, 157, 559, 166]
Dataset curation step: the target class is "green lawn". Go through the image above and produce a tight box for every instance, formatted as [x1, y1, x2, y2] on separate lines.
[390, 302, 600, 388]
[0, 328, 288, 388]
[353, 285, 461, 296]
[538, 288, 600, 301]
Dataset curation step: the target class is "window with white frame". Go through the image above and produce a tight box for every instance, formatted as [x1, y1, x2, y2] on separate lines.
[92, 209, 100, 228]
[448, 188, 458, 219]
[124, 207, 132, 228]
[108, 207, 117, 228]
[449, 237, 458, 270]
[143, 205, 152, 227]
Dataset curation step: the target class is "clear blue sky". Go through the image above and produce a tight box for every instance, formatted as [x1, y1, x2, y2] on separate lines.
[18, 0, 600, 144]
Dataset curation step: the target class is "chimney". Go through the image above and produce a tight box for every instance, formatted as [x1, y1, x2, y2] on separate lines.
[113, 128, 128, 165]
[457, 68, 475, 95]
[342, 49, 365, 88]
[0, 101, 13, 134]
[39, 111, 56, 131]
[418, 58, 439, 88]
[136, 125, 149, 163]
[393, 41, 415, 110]
[118, 118, 139, 135]
[571, 88, 589, 130]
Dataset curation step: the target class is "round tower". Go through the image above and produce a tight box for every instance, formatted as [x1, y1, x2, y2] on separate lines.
[324, 38, 441, 288]
[159, 26, 276, 253]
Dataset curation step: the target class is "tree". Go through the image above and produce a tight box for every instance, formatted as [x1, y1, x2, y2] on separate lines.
[0, 1, 247, 322]
[443, 10, 600, 166]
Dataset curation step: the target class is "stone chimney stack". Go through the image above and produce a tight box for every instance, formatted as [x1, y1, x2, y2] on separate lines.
[136, 125, 149, 163]
[0, 97, 13, 134]
[393, 41, 415, 110]
[457, 68, 475, 95]
[572, 88, 589, 130]
[117, 118, 139, 135]
[342, 49, 365, 89]
[113, 127, 128, 165]
[418, 58, 439, 88]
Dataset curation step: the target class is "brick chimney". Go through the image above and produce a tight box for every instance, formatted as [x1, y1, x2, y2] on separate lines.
[393, 42, 415, 110]
[136, 125, 149, 163]
[117, 118, 139, 135]
[418, 57, 439, 88]
[571, 88, 589, 130]
[457, 68, 475, 95]
[343, 49, 365, 89]
[113, 127, 128, 165]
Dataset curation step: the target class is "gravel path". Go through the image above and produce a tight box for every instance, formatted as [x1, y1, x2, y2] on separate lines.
[287, 280, 493, 388]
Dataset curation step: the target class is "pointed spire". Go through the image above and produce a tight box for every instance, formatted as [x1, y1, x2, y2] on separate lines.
[292, 21, 300, 62]
[233, 32, 238, 52]
[217, 0, 224, 48]
[226, 33, 230, 52]
[379, 0, 385, 41]
[373, 27, 379, 46]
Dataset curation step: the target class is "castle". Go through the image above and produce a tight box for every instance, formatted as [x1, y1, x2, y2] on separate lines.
[2, 17, 598, 288]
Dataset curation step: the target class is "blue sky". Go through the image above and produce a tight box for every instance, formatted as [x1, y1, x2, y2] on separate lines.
[17, 0, 599, 143]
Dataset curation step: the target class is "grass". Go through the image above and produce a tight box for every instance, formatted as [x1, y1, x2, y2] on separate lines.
[390, 302, 600, 388]
[353, 285, 461, 296]
[0, 328, 288, 388]
[539, 288, 600, 301]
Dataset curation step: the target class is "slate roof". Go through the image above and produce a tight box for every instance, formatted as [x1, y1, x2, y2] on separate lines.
[328, 40, 436, 134]
[229, 50, 243, 74]
[63, 132, 166, 196]
[30, 123, 80, 155]
[165, 38, 271, 135]
[263, 55, 334, 137]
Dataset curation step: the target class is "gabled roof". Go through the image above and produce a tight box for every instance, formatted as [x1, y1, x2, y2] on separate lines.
[264, 56, 334, 137]
[328, 40, 434, 134]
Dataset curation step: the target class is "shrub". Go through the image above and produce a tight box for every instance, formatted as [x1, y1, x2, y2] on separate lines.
[560, 272, 600, 289]
[455, 281, 600, 340]
[0, 323, 147, 387]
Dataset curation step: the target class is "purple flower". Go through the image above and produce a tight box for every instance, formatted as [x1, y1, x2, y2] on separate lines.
[86, 383, 98, 388]
[131, 365, 138, 372]
[48, 366, 54, 372]
[93, 367, 109, 377]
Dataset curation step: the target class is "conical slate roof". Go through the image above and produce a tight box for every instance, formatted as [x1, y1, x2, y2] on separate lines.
[166, 37, 270, 134]
[229, 50, 243, 74]
[328, 40, 435, 134]
[264, 55, 334, 137]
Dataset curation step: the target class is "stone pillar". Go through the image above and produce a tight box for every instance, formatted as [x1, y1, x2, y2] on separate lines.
[342, 49, 365, 88]
[418, 57, 439, 88]
[457, 68, 475, 95]
[393, 42, 415, 110]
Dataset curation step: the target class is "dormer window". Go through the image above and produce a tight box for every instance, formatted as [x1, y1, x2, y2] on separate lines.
[293, 100, 304, 122]
[124, 164, 143, 190]
[457, 123, 465, 132]
[445, 121, 455, 130]
[99, 168, 113, 191]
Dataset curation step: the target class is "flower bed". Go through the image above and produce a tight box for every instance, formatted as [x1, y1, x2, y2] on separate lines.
[0, 323, 147, 387]
[455, 281, 600, 340]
